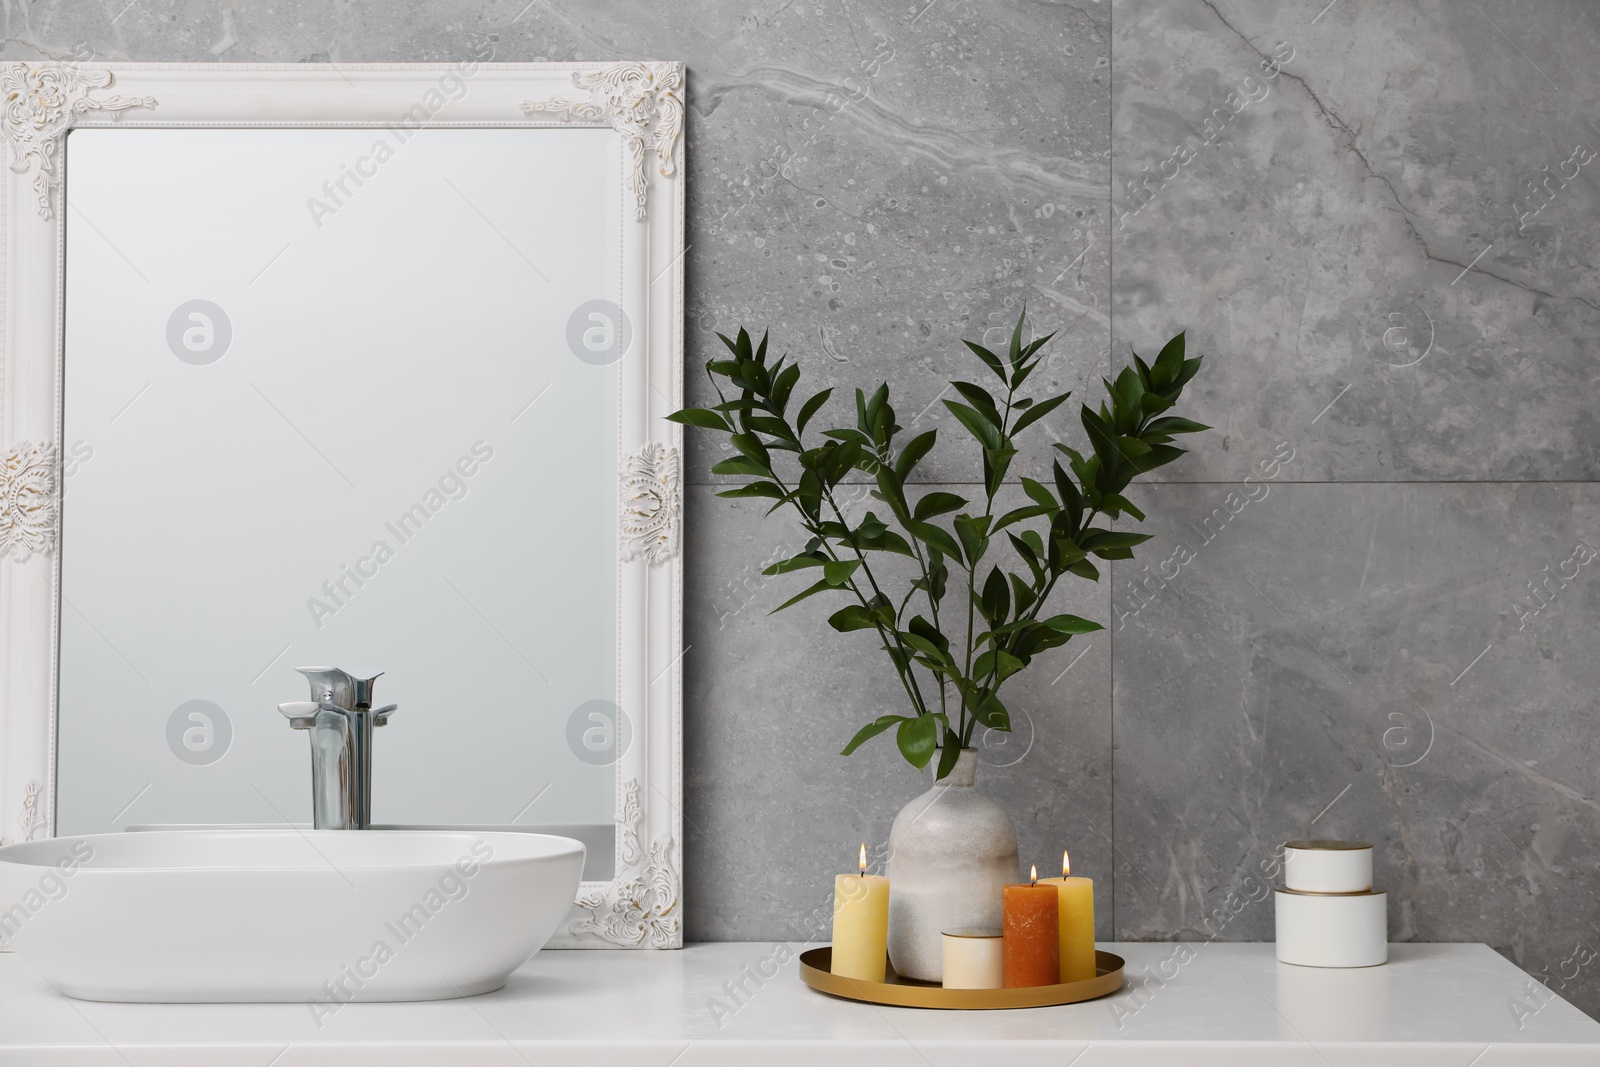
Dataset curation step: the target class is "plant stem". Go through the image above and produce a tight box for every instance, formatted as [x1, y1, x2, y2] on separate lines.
[819, 482, 933, 717]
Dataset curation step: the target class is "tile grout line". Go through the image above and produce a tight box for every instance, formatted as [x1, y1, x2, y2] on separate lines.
[1107, 6, 1117, 944]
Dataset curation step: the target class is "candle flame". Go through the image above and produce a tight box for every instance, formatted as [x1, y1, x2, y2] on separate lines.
[1063, 849, 1071, 879]
[1030, 864, 1038, 885]
[858, 842, 868, 876]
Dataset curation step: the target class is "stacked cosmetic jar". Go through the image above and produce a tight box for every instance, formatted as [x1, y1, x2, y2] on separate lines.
[1274, 840, 1388, 968]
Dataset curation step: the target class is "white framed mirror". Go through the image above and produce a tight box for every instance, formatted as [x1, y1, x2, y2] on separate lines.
[0, 60, 684, 949]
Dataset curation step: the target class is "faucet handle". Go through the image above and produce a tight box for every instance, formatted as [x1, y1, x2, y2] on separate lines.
[372, 704, 398, 727]
[277, 701, 320, 730]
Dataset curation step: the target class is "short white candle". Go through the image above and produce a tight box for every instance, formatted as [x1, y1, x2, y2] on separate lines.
[941, 928, 1003, 990]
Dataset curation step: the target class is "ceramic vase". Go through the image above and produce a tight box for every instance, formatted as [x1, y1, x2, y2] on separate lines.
[884, 748, 1020, 982]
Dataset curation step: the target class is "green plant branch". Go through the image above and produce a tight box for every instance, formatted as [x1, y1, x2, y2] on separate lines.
[669, 314, 1210, 778]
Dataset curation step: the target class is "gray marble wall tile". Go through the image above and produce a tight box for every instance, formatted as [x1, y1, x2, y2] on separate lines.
[683, 2, 1111, 487]
[1111, 480, 1600, 1018]
[684, 480, 1116, 944]
[1112, 0, 1600, 482]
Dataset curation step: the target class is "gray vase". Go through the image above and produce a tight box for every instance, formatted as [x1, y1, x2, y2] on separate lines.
[885, 748, 1020, 982]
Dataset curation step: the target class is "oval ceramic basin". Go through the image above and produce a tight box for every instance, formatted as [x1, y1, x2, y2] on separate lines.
[0, 829, 584, 1003]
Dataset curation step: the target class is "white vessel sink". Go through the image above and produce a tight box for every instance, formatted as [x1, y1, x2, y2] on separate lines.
[0, 829, 584, 1003]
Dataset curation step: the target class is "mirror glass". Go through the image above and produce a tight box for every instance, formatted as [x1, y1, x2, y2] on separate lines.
[54, 127, 624, 864]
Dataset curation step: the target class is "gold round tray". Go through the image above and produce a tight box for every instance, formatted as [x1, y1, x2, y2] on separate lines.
[798, 947, 1125, 1009]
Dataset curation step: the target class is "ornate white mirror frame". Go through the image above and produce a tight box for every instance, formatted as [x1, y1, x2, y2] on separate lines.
[0, 60, 684, 949]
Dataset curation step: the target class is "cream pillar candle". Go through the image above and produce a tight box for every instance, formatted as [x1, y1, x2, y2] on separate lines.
[1036, 850, 1097, 982]
[941, 929, 1003, 989]
[831, 843, 890, 982]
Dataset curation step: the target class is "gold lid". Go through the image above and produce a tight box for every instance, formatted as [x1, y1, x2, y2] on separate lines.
[942, 928, 1003, 939]
[1274, 887, 1385, 898]
[1284, 839, 1371, 851]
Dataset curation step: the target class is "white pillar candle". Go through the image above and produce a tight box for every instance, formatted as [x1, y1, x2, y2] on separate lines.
[941, 928, 1003, 989]
[1274, 889, 1388, 968]
[1283, 840, 1372, 893]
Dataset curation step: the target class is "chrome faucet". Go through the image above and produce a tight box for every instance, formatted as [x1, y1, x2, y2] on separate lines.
[277, 667, 397, 830]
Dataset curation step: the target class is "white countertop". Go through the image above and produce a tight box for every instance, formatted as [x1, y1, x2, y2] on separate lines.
[1, 942, 1597, 1065]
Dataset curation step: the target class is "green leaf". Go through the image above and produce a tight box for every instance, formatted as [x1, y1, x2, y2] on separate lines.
[1132, 352, 1155, 389]
[984, 447, 1018, 497]
[1173, 355, 1204, 390]
[981, 566, 1010, 623]
[913, 491, 967, 521]
[841, 715, 907, 756]
[973, 648, 997, 681]
[951, 381, 1002, 426]
[1080, 529, 1154, 551]
[746, 414, 801, 443]
[1130, 443, 1188, 474]
[866, 592, 897, 627]
[771, 363, 801, 409]
[711, 456, 771, 478]
[1066, 558, 1100, 581]
[895, 430, 938, 481]
[995, 649, 1025, 681]
[900, 630, 944, 658]
[952, 514, 991, 565]
[1041, 613, 1105, 635]
[1011, 392, 1071, 435]
[1154, 331, 1185, 385]
[1007, 309, 1027, 365]
[1140, 392, 1175, 419]
[796, 468, 824, 519]
[763, 553, 827, 575]
[1020, 477, 1058, 511]
[828, 605, 880, 632]
[666, 408, 731, 431]
[821, 440, 865, 486]
[823, 559, 862, 586]
[730, 433, 771, 467]
[897, 714, 939, 770]
[1009, 572, 1037, 616]
[859, 526, 916, 557]
[715, 482, 786, 500]
[905, 519, 963, 561]
[993, 503, 1051, 531]
[1052, 460, 1083, 531]
[1008, 533, 1043, 578]
[974, 694, 1010, 731]
[908, 615, 950, 654]
[935, 737, 962, 780]
[796, 388, 833, 436]
[1099, 493, 1146, 521]
[1014, 626, 1070, 658]
[942, 400, 1004, 450]
[873, 465, 910, 520]
[1080, 405, 1124, 476]
[771, 578, 836, 613]
[963, 339, 1008, 383]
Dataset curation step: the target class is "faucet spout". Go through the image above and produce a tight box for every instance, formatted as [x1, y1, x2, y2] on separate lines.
[277, 667, 396, 830]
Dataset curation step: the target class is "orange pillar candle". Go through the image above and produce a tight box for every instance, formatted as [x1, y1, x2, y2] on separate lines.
[1037, 849, 1097, 982]
[1001, 865, 1060, 988]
